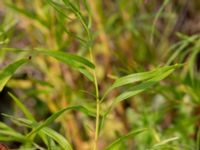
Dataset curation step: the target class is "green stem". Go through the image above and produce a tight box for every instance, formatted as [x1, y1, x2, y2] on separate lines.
[94, 100, 100, 150]
[89, 48, 100, 150]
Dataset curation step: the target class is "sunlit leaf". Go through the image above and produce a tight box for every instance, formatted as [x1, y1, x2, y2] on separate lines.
[153, 137, 179, 148]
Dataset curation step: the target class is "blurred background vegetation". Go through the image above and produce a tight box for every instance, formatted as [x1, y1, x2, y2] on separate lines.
[0, 0, 200, 149]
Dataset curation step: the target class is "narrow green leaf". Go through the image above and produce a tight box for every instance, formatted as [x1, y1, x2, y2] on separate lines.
[46, 0, 73, 20]
[2, 115, 72, 150]
[46, 0, 88, 44]
[27, 105, 95, 137]
[0, 122, 13, 130]
[153, 137, 179, 148]
[167, 35, 199, 65]
[102, 64, 182, 101]
[42, 127, 73, 150]
[0, 130, 26, 142]
[113, 66, 176, 104]
[37, 50, 95, 69]
[8, 92, 35, 121]
[150, 0, 170, 43]
[0, 58, 28, 91]
[35, 50, 94, 81]
[31, 79, 54, 88]
[62, 0, 91, 39]
[78, 67, 94, 81]
[25, 89, 51, 97]
[100, 65, 181, 132]
[110, 71, 154, 89]
[0, 122, 27, 142]
[105, 128, 147, 150]
[114, 81, 156, 104]
[6, 3, 48, 28]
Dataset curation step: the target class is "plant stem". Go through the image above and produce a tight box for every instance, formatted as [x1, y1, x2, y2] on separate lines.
[89, 48, 100, 150]
[94, 99, 100, 150]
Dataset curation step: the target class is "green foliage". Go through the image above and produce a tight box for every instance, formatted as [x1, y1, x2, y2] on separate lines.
[0, 59, 28, 91]
[105, 128, 147, 150]
[0, 0, 199, 150]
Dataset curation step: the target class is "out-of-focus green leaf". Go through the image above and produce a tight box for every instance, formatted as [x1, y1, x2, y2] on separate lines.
[62, 0, 90, 38]
[167, 34, 199, 65]
[37, 50, 94, 69]
[0, 58, 28, 91]
[152, 136, 179, 148]
[42, 127, 73, 150]
[151, 0, 170, 43]
[31, 79, 54, 88]
[105, 128, 147, 150]
[2, 115, 73, 150]
[8, 92, 35, 121]
[27, 105, 95, 137]
[78, 67, 94, 81]
[0, 122, 27, 142]
[6, 3, 48, 28]
[35, 50, 94, 81]
[0, 38, 9, 45]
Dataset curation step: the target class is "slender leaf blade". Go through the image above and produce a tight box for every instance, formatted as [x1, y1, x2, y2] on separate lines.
[42, 127, 73, 150]
[78, 67, 94, 81]
[113, 67, 176, 104]
[0, 58, 28, 91]
[27, 105, 95, 137]
[153, 137, 179, 148]
[100, 65, 181, 132]
[105, 128, 147, 150]
[1, 115, 72, 150]
[35, 50, 94, 81]
[103, 64, 182, 101]
[8, 92, 35, 121]
[37, 50, 95, 69]
[0, 122, 27, 142]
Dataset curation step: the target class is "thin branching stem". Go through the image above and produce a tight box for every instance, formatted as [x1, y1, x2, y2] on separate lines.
[89, 48, 100, 150]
